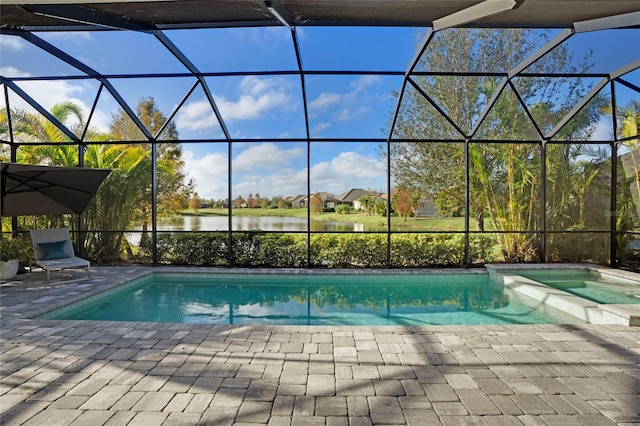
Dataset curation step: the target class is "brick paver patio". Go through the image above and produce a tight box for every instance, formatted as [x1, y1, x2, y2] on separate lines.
[1, 266, 639, 425]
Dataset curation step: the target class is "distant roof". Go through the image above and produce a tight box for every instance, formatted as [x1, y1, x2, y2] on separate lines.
[336, 188, 377, 202]
[304, 192, 336, 200]
[2, 0, 639, 31]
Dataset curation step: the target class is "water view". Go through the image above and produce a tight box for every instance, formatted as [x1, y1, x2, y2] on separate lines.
[142, 215, 384, 232]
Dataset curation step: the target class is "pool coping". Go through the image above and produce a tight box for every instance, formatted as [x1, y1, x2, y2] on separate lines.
[486, 264, 640, 326]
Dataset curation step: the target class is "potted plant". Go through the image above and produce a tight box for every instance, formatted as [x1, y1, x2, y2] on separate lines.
[1, 235, 32, 280]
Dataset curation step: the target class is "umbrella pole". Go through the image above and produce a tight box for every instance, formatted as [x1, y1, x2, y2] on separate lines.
[77, 215, 86, 259]
[11, 217, 18, 238]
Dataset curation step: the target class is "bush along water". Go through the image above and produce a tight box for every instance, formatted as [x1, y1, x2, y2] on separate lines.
[147, 232, 496, 268]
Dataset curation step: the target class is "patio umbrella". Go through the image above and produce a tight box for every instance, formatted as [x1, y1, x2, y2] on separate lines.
[0, 162, 111, 216]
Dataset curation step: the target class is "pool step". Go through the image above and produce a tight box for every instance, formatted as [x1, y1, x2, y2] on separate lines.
[599, 304, 640, 326]
[486, 264, 640, 326]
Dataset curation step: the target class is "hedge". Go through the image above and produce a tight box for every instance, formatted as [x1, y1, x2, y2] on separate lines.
[145, 232, 496, 268]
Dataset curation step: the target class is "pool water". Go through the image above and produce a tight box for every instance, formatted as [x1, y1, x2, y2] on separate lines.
[44, 273, 585, 325]
[517, 270, 640, 304]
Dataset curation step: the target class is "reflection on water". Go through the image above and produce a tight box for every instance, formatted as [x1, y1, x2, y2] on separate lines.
[139, 215, 378, 232]
[47, 273, 585, 325]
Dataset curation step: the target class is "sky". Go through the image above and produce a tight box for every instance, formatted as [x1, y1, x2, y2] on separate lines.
[1, 26, 638, 201]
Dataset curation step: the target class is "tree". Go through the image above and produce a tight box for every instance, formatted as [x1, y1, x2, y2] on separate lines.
[109, 97, 193, 232]
[358, 195, 376, 216]
[2, 101, 85, 167]
[261, 198, 270, 209]
[246, 193, 257, 208]
[234, 195, 246, 208]
[616, 101, 640, 140]
[387, 28, 603, 261]
[410, 193, 421, 217]
[109, 96, 178, 141]
[393, 187, 412, 221]
[336, 204, 352, 214]
[310, 192, 323, 214]
[82, 143, 149, 261]
[603, 100, 640, 211]
[1, 102, 89, 231]
[619, 101, 640, 211]
[189, 193, 202, 211]
[374, 200, 387, 216]
[0, 101, 153, 260]
[272, 195, 285, 209]
[604, 100, 640, 254]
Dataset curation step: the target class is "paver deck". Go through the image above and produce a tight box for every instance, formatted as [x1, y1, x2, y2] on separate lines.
[1, 266, 639, 425]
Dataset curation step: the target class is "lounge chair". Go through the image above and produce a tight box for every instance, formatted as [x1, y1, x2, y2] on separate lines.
[30, 228, 90, 281]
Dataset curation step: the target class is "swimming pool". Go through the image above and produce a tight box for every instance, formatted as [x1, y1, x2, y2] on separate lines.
[515, 269, 640, 304]
[43, 272, 585, 325]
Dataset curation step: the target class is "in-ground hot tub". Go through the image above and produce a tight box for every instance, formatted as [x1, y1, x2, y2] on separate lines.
[487, 264, 640, 326]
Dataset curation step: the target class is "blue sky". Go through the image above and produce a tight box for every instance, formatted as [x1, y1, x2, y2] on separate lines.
[1, 26, 638, 201]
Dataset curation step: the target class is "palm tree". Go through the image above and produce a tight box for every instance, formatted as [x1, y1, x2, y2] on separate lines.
[3, 101, 84, 167]
[602, 100, 640, 213]
[82, 143, 149, 261]
[617, 100, 640, 140]
[2, 101, 151, 260]
[1, 102, 87, 230]
[607, 101, 640, 243]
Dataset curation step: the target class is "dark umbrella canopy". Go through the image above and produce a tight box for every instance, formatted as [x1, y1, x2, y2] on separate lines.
[0, 162, 111, 216]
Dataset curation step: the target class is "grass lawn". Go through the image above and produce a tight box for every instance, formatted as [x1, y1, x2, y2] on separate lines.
[182, 208, 465, 231]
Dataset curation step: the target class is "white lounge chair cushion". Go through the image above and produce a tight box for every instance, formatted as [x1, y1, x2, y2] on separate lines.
[36, 256, 90, 270]
[30, 228, 91, 280]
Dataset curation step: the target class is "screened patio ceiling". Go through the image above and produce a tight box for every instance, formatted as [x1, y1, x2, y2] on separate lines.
[1, 1, 638, 149]
[1, 1, 639, 267]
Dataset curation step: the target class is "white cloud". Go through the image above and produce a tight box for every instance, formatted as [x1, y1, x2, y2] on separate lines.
[40, 31, 94, 44]
[337, 106, 371, 122]
[311, 151, 385, 194]
[309, 92, 341, 111]
[219, 92, 288, 120]
[233, 168, 308, 199]
[184, 150, 229, 200]
[175, 76, 292, 131]
[0, 36, 25, 51]
[1, 67, 109, 131]
[187, 141, 308, 199]
[188, 148, 384, 200]
[239, 75, 280, 95]
[590, 118, 613, 141]
[233, 142, 305, 173]
[176, 99, 218, 131]
[1, 66, 29, 78]
[312, 122, 331, 133]
[350, 75, 382, 93]
[309, 75, 383, 123]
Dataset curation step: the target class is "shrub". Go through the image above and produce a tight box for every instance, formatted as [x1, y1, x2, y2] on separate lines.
[155, 232, 229, 265]
[391, 234, 496, 267]
[254, 234, 307, 267]
[310, 234, 387, 267]
[142, 232, 496, 268]
[335, 204, 353, 214]
[0, 235, 32, 263]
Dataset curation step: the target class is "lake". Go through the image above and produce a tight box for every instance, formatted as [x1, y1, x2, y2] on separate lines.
[142, 215, 386, 232]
